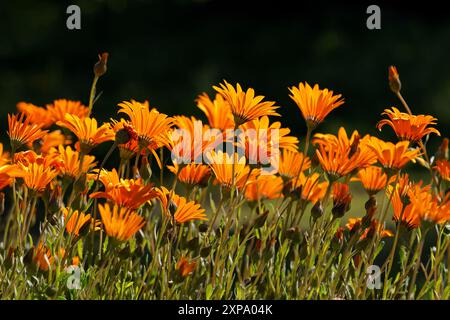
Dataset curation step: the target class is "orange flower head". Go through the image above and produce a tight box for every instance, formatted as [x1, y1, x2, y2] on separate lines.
[346, 218, 393, 240]
[53, 145, 96, 179]
[196, 92, 235, 130]
[16, 102, 53, 128]
[0, 143, 10, 167]
[156, 187, 207, 224]
[289, 82, 344, 128]
[98, 203, 145, 242]
[313, 127, 376, 180]
[377, 107, 440, 143]
[367, 137, 421, 172]
[31, 243, 66, 271]
[46, 99, 89, 123]
[332, 183, 352, 218]
[206, 150, 257, 191]
[17, 161, 58, 193]
[176, 257, 197, 277]
[291, 172, 329, 204]
[213, 80, 279, 126]
[31, 130, 71, 155]
[434, 160, 450, 182]
[63, 208, 92, 236]
[8, 113, 48, 150]
[409, 190, 450, 225]
[354, 166, 388, 195]
[57, 114, 114, 153]
[245, 174, 284, 202]
[118, 100, 173, 149]
[277, 149, 310, 181]
[167, 163, 211, 187]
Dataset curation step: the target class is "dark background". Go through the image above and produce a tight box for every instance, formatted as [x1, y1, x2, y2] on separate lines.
[0, 0, 449, 149]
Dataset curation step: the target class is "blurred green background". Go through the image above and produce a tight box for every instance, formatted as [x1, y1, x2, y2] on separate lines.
[0, 0, 448, 143]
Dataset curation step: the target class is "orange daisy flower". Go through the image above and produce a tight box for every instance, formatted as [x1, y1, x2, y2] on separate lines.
[0, 143, 10, 166]
[176, 257, 197, 277]
[63, 208, 92, 236]
[167, 163, 211, 187]
[16, 161, 58, 193]
[31, 243, 66, 271]
[91, 178, 158, 210]
[367, 137, 421, 172]
[244, 174, 284, 202]
[30, 130, 71, 155]
[237, 116, 298, 166]
[377, 107, 440, 143]
[118, 100, 173, 149]
[16, 102, 53, 128]
[313, 128, 376, 180]
[196, 92, 235, 130]
[331, 183, 352, 218]
[46, 99, 89, 123]
[53, 145, 96, 179]
[0, 164, 22, 190]
[434, 160, 450, 182]
[98, 203, 145, 241]
[354, 166, 388, 195]
[8, 113, 48, 150]
[57, 114, 114, 153]
[409, 190, 450, 225]
[346, 218, 393, 240]
[156, 187, 207, 224]
[276, 149, 310, 181]
[213, 80, 279, 126]
[291, 172, 329, 204]
[289, 82, 344, 128]
[206, 151, 257, 190]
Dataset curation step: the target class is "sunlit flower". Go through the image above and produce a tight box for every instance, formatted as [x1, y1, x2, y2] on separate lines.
[118, 100, 173, 149]
[346, 218, 393, 240]
[354, 166, 388, 195]
[206, 151, 257, 190]
[57, 114, 114, 153]
[367, 137, 421, 172]
[0, 164, 21, 190]
[47, 99, 89, 123]
[17, 162, 58, 193]
[156, 187, 207, 224]
[409, 190, 450, 225]
[196, 92, 235, 130]
[0, 143, 10, 166]
[8, 113, 48, 150]
[213, 80, 279, 126]
[17, 102, 53, 128]
[245, 174, 284, 202]
[289, 82, 344, 128]
[53, 145, 96, 179]
[63, 208, 92, 236]
[30, 130, 71, 154]
[377, 107, 440, 143]
[176, 257, 197, 277]
[277, 149, 310, 181]
[31, 243, 66, 271]
[434, 160, 450, 182]
[167, 163, 211, 187]
[291, 172, 329, 204]
[237, 116, 298, 165]
[313, 128, 376, 180]
[91, 178, 158, 210]
[98, 203, 145, 241]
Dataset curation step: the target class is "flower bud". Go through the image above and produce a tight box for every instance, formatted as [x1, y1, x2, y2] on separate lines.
[311, 201, 323, 220]
[94, 53, 108, 77]
[388, 65, 401, 93]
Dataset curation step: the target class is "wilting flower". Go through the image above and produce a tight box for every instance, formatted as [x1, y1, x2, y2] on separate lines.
[156, 187, 207, 224]
[377, 107, 440, 143]
[367, 137, 421, 173]
[277, 149, 310, 181]
[91, 178, 158, 210]
[206, 151, 257, 190]
[176, 256, 197, 277]
[53, 145, 96, 179]
[331, 183, 352, 218]
[17, 102, 53, 128]
[63, 208, 92, 236]
[244, 174, 284, 202]
[118, 100, 173, 149]
[213, 80, 279, 126]
[98, 203, 145, 241]
[237, 116, 298, 166]
[196, 92, 235, 130]
[57, 114, 114, 153]
[8, 113, 48, 150]
[354, 166, 388, 195]
[167, 163, 211, 188]
[434, 160, 450, 182]
[289, 82, 344, 129]
[47, 99, 89, 123]
[313, 127, 376, 180]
